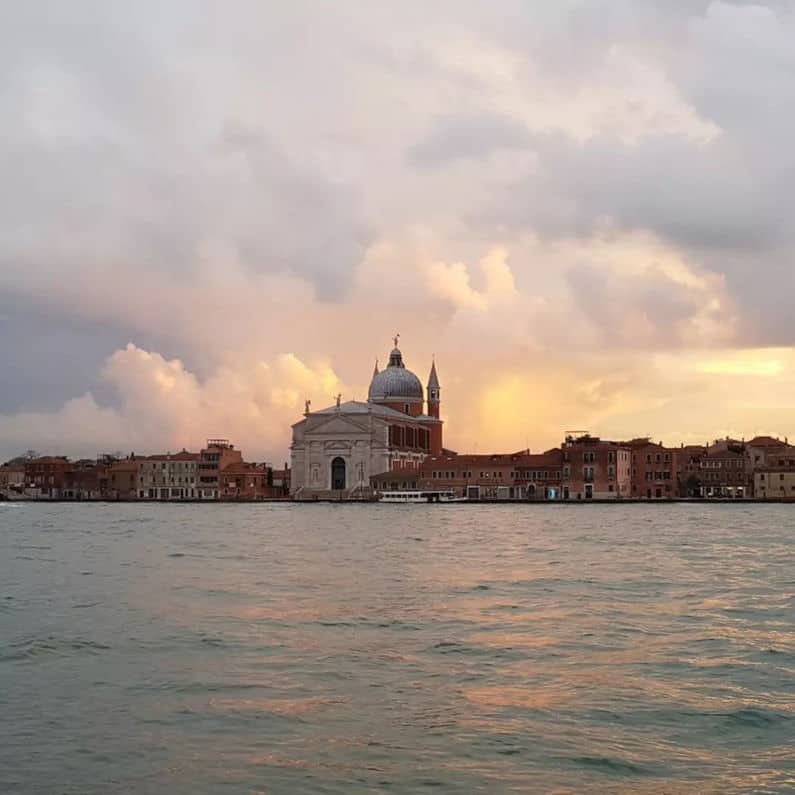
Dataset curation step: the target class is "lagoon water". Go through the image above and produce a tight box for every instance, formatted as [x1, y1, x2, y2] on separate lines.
[1, 502, 794, 794]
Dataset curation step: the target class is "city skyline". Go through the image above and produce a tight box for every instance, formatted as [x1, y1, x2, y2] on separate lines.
[4, 3, 795, 463]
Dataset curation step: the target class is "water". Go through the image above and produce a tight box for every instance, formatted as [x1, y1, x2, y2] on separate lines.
[1, 503, 794, 794]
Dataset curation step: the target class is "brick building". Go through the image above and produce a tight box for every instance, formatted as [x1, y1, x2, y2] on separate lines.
[24, 456, 71, 499]
[197, 440, 242, 499]
[219, 462, 269, 500]
[62, 459, 105, 500]
[560, 434, 631, 500]
[370, 450, 563, 500]
[625, 439, 677, 499]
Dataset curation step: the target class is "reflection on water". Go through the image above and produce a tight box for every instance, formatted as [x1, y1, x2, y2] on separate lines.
[2, 502, 795, 794]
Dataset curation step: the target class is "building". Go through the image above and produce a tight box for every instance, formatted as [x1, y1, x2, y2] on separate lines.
[625, 439, 677, 499]
[514, 449, 565, 500]
[560, 434, 631, 500]
[24, 456, 71, 499]
[745, 436, 794, 496]
[0, 464, 25, 498]
[676, 444, 707, 497]
[291, 340, 443, 499]
[368, 449, 565, 501]
[197, 440, 242, 499]
[754, 461, 795, 499]
[106, 458, 139, 500]
[271, 464, 291, 497]
[219, 461, 270, 500]
[62, 459, 105, 500]
[700, 439, 747, 498]
[137, 450, 201, 500]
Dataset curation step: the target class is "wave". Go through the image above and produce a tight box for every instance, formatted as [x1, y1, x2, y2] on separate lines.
[1, 636, 111, 662]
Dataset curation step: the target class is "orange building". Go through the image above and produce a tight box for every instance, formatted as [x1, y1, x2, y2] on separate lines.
[560, 434, 631, 500]
[197, 440, 242, 499]
[219, 462, 269, 500]
[624, 439, 677, 499]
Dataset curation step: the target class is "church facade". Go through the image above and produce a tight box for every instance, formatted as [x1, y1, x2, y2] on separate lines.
[290, 341, 442, 499]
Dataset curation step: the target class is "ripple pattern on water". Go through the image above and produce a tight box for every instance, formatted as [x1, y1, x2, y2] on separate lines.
[2, 502, 795, 794]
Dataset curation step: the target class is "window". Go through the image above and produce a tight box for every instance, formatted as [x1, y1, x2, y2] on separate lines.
[584, 452, 595, 463]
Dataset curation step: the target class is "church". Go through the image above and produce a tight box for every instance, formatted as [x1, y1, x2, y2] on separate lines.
[290, 339, 442, 499]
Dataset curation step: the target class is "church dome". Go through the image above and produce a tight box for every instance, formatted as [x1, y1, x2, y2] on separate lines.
[368, 345, 424, 402]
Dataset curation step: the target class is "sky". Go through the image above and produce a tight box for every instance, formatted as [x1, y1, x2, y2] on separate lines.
[3, 0, 795, 463]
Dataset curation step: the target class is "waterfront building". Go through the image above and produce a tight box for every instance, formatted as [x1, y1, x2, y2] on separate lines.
[106, 458, 139, 500]
[624, 439, 677, 499]
[271, 464, 291, 497]
[197, 440, 242, 499]
[0, 464, 25, 498]
[699, 439, 747, 498]
[61, 459, 105, 500]
[219, 461, 270, 500]
[560, 434, 631, 500]
[754, 460, 795, 499]
[744, 436, 794, 496]
[291, 340, 442, 499]
[675, 444, 708, 497]
[24, 456, 71, 499]
[137, 450, 201, 500]
[369, 450, 564, 500]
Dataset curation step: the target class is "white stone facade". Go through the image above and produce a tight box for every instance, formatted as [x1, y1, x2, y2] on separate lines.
[291, 401, 418, 497]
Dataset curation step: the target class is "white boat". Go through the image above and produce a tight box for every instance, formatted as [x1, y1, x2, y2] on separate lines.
[378, 490, 468, 503]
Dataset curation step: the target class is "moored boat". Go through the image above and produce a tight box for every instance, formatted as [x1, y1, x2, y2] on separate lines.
[378, 490, 467, 503]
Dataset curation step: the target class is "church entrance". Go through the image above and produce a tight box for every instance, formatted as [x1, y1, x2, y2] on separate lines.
[331, 457, 346, 491]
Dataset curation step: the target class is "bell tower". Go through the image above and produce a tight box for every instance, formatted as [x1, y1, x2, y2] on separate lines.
[427, 360, 440, 419]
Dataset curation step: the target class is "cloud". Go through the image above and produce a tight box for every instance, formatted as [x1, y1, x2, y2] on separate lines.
[3, 1, 795, 457]
[0, 345, 343, 462]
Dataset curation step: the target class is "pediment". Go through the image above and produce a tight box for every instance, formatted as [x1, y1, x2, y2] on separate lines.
[307, 413, 371, 436]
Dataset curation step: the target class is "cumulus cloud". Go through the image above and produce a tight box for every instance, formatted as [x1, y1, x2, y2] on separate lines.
[3, 0, 795, 457]
[0, 345, 343, 462]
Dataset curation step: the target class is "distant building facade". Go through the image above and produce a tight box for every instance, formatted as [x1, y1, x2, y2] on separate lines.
[625, 439, 677, 499]
[0, 464, 25, 498]
[560, 434, 631, 500]
[700, 439, 747, 498]
[198, 440, 242, 499]
[137, 450, 201, 500]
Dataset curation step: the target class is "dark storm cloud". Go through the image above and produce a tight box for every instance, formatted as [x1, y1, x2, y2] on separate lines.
[0, 290, 177, 413]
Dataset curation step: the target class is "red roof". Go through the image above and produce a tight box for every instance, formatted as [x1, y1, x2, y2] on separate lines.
[747, 436, 788, 447]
